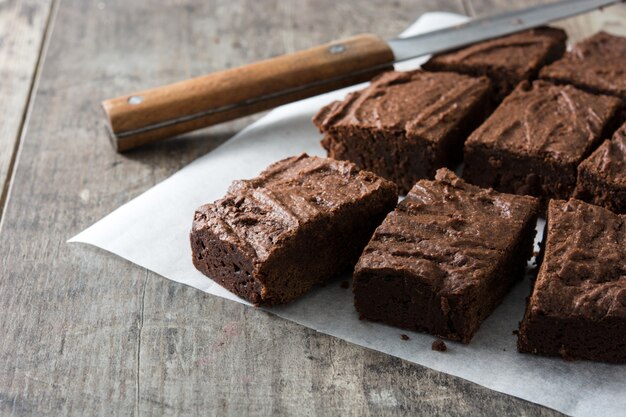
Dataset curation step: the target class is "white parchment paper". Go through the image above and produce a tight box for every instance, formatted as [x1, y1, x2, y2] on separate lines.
[70, 13, 626, 417]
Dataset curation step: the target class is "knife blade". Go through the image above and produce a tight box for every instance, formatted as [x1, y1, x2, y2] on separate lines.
[103, 0, 621, 152]
[388, 0, 620, 60]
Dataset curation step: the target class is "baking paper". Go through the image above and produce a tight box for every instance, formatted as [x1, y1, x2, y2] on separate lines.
[70, 13, 626, 417]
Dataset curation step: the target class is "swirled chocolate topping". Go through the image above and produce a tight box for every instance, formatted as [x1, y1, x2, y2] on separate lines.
[467, 80, 621, 165]
[190, 154, 397, 305]
[582, 124, 626, 184]
[535, 199, 626, 318]
[574, 122, 626, 213]
[354, 168, 539, 343]
[424, 27, 566, 99]
[541, 31, 626, 100]
[313, 70, 491, 193]
[315, 70, 491, 143]
[518, 199, 626, 363]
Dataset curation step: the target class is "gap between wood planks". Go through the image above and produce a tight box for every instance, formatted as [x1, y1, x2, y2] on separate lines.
[461, 0, 477, 17]
[0, 0, 59, 230]
[135, 271, 148, 416]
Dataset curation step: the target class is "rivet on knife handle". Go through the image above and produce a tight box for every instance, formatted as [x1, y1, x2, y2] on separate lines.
[102, 34, 394, 152]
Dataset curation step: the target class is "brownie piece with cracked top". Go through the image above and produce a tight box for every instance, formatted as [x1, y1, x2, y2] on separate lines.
[313, 70, 492, 194]
[190, 154, 397, 306]
[574, 122, 626, 213]
[518, 199, 626, 363]
[463, 80, 622, 201]
[353, 169, 539, 343]
[541, 31, 626, 100]
[424, 27, 566, 100]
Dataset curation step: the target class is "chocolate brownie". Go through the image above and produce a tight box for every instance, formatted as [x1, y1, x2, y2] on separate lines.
[463, 80, 622, 201]
[541, 31, 626, 100]
[424, 27, 566, 101]
[313, 70, 492, 194]
[574, 122, 626, 213]
[190, 154, 397, 306]
[353, 169, 539, 343]
[518, 199, 626, 363]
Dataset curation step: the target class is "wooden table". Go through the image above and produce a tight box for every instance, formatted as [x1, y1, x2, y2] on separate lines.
[1, 0, 625, 415]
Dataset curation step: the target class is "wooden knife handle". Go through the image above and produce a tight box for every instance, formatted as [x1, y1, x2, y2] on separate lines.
[102, 34, 394, 152]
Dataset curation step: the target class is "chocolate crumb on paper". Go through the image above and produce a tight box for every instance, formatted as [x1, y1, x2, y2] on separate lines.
[432, 339, 447, 352]
[400, 334, 410, 341]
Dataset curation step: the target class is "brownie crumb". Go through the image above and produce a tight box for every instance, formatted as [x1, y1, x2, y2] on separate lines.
[358, 314, 365, 321]
[340, 281, 350, 289]
[400, 334, 410, 341]
[512, 330, 519, 335]
[432, 339, 447, 352]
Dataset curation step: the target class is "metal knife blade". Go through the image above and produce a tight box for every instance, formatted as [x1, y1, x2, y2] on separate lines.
[387, 0, 621, 61]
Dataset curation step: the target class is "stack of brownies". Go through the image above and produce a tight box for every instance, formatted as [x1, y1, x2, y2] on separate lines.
[191, 28, 626, 364]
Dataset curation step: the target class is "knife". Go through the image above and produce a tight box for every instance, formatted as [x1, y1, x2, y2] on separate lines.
[103, 0, 621, 152]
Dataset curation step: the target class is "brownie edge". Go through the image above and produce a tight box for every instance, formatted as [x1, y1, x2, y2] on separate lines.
[518, 199, 626, 363]
[463, 80, 622, 201]
[574, 123, 626, 213]
[353, 168, 539, 343]
[424, 26, 566, 100]
[314, 70, 492, 194]
[190, 154, 398, 306]
[540, 31, 626, 100]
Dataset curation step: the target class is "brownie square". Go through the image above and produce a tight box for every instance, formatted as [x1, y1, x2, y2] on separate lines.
[313, 70, 492, 194]
[424, 27, 566, 101]
[464, 80, 622, 200]
[353, 169, 539, 343]
[190, 154, 397, 306]
[574, 122, 626, 213]
[541, 31, 626, 100]
[518, 199, 626, 363]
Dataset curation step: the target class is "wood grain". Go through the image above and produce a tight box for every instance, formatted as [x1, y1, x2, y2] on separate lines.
[0, 0, 53, 219]
[105, 34, 393, 151]
[462, 0, 557, 17]
[0, 0, 582, 415]
[551, 3, 626, 42]
[467, 0, 626, 42]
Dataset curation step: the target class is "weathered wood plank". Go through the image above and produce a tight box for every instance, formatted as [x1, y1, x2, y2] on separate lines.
[463, 0, 556, 17]
[0, 0, 53, 219]
[467, 0, 626, 41]
[0, 0, 572, 416]
[553, 3, 626, 41]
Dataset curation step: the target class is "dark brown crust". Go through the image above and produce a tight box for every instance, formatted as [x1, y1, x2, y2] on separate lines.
[463, 80, 623, 202]
[190, 154, 398, 306]
[518, 199, 626, 363]
[313, 70, 492, 194]
[353, 169, 539, 343]
[423, 27, 567, 101]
